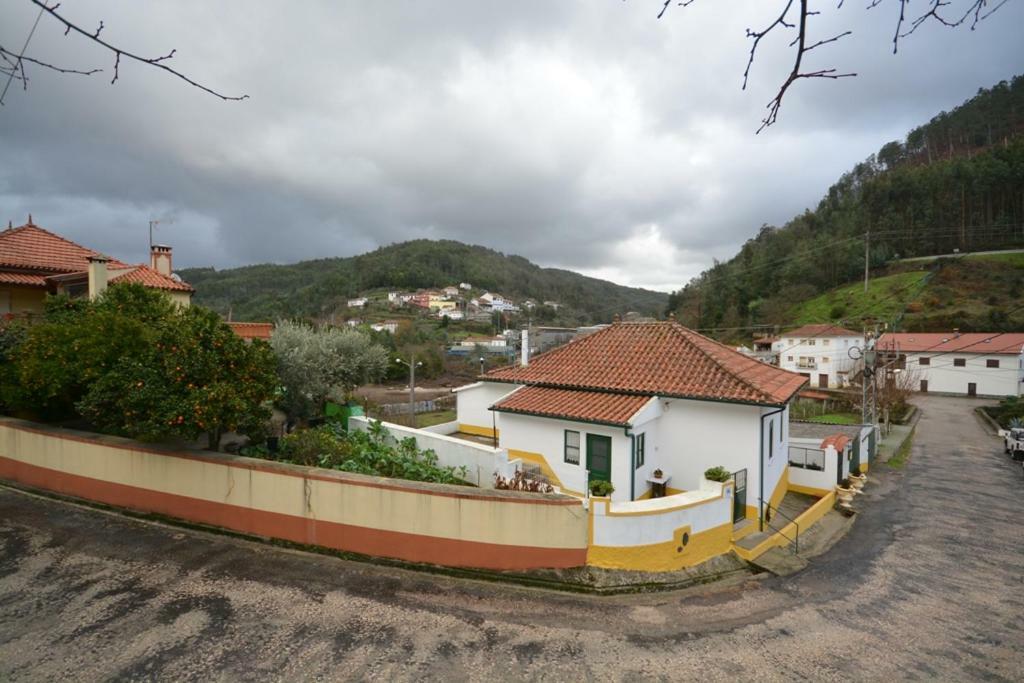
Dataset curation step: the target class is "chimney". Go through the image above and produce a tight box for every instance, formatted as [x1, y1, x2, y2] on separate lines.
[87, 256, 109, 299]
[150, 244, 173, 276]
[521, 327, 530, 367]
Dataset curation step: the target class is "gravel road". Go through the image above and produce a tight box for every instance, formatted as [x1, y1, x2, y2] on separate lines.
[1, 395, 1022, 681]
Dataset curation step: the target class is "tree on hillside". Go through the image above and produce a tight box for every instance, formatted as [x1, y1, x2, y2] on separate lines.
[78, 305, 278, 450]
[270, 321, 389, 421]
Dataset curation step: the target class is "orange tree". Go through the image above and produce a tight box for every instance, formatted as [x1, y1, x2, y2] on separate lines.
[78, 305, 277, 450]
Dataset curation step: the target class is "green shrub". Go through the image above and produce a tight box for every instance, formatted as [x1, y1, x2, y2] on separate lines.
[704, 466, 731, 482]
[589, 480, 614, 497]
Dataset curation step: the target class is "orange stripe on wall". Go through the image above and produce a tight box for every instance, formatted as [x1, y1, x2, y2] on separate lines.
[0, 456, 586, 571]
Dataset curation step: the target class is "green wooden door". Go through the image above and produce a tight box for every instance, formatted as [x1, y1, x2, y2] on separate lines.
[586, 434, 612, 484]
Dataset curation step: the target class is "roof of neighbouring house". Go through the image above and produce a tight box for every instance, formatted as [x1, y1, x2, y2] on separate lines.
[0, 271, 49, 287]
[877, 332, 1024, 355]
[491, 386, 652, 427]
[0, 222, 128, 273]
[227, 322, 274, 340]
[484, 321, 808, 406]
[789, 421, 866, 442]
[783, 324, 862, 338]
[109, 264, 194, 292]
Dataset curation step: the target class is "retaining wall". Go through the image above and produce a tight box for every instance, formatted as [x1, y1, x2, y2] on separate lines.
[0, 418, 587, 571]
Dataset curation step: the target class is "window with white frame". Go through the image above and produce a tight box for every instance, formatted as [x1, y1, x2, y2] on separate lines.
[564, 430, 580, 465]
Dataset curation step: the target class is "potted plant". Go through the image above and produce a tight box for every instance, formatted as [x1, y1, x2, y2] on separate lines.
[653, 468, 664, 480]
[836, 478, 855, 506]
[848, 466, 867, 490]
[703, 466, 731, 482]
[589, 480, 614, 497]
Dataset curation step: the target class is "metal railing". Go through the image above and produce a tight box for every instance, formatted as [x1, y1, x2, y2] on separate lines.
[760, 498, 799, 555]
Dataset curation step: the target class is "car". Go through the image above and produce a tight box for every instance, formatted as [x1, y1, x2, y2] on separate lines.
[1001, 427, 1024, 461]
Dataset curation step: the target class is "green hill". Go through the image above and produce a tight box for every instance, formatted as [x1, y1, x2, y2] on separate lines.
[668, 75, 1024, 338]
[180, 240, 668, 324]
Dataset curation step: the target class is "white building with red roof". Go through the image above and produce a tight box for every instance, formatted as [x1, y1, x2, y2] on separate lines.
[0, 218, 193, 316]
[877, 332, 1024, 397]
[777, 324, 865, 389]
[454, 320, 808, 529]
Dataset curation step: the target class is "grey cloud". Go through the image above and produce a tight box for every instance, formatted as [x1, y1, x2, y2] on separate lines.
[1, 0, 1021, 291]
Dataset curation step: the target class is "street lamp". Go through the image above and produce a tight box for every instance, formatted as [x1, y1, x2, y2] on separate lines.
[395, 355, 423, 427]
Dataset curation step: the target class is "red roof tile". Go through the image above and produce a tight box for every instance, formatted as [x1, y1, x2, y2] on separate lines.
[820, 434, 850, 452]
[0, 223, 127, 273]
[784, 324, 862, 338]
[228, 322, 274, 340]
[877, 332, 1024, 355]
[486, 321, 807, 406]
[109, 265, 194, 292]
[492, 386, 651, 427]
[0, 272, 48, 287]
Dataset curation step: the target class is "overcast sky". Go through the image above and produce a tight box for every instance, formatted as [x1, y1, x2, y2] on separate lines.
[1, 1, 1021, 292]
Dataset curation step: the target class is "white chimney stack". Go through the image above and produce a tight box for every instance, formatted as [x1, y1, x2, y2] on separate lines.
[150, 244, 173, 276]
[87, 256, 109, 300]
[521, 328, 530, 367]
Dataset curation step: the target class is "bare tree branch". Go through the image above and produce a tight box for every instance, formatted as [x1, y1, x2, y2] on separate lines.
[25, 0, 248, 101]
[0, 45, 101, 77]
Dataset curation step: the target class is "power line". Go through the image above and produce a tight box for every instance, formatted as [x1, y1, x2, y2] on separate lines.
[0, 5, 46, 106]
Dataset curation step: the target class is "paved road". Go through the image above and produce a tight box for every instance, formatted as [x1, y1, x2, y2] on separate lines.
[2, 396, 1023, 681]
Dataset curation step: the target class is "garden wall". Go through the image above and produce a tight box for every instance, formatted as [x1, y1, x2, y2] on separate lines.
[587, 480, 734, 572]
[0, 418, 588, 571]
[348, 416, 516, 487]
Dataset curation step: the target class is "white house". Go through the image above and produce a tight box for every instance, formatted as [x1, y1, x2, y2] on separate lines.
[370, 320, 400, 334]
[877, 332, 1024, 397]
[347, 297, 368, 308]
[459, 335, 507, 349]
[443, 286, 460, 298]
[454, 321, 808, 528]
[777, 324, 865, 389]
[459, 282, 472, 290]
[479, 292, 519, 313]
[438, 309, 464, 321]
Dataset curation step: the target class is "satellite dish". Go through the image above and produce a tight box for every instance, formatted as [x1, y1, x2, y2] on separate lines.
[848, 346, 862, 360]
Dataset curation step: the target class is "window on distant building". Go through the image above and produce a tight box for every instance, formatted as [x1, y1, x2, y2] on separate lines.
[787, 355, 794, 362]
[807, 339, 815, 346]
[635, 433, 645, 469]
[987, 359, 999, 368]
[822, 356, 830, 363]
[564, 430, 580, 465]
[823, 339, 830, 346]
[919, 357, 930, 366]
[954, 358, 966, 367]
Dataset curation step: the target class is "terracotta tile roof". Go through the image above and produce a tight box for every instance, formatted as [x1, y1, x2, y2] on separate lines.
[109, 265, 194, 292]
[0, 222, 127, 273]
[491, 386, 651, 427]
[784, 324, 862, 338]
[0, 271, 48, 287]
[820, 434, 850, 452]
[877, 332, 1024, 355]
[227, 321, 274, 340]
[485, 321, 808, 406]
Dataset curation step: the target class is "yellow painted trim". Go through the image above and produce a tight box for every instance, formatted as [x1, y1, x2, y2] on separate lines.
[733, 491, 836, 561]
[768, 467, 789, 512]
[635, 488, 653, 501]
[458, 423, 497, 439]
[787, 482, 831, 498]
[731, 520, 758, 542]
[587, 522, 733, 571]
[859, 462, 870, 473]
[745, 504, 759, 521]
[665, 486, 686, 496]
[507, 448, 573, 492]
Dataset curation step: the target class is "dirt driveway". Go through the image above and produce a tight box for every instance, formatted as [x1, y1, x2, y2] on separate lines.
[1, 395, 1023, 680]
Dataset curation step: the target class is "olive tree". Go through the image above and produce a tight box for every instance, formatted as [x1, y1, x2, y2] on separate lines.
[270, 320, 388, 420]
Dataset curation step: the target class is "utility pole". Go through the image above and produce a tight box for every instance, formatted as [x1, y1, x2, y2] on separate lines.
[863, 230, 870, 294]
[395, 354, 422, 428]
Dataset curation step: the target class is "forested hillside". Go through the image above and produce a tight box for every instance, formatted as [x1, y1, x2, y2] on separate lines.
[668, 75, 1024, 337]
[181, 240, 667, 323]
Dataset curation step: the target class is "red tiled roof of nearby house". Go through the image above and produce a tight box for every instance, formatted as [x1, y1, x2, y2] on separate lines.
[228, 322, 274, 340]
[0, 271, 49, 287]
[798, 389, 833, 401]
[491, 386, 651, 427]
[877, 332, 1024, 355]
[820, 434, 850, 452]
[784, 324, 861, 338]
[109, 264, 194, 292]
[0, 222, 128, 273]
[485, 321, 808, 406]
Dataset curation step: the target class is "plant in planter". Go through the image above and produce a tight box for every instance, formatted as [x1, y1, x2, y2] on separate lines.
[589, 480, 615, 497]
[652, 468, 664, 479]
[849, 466, 867, 490]
[836, 478, 856, 506]
[703, 466, 731, 483]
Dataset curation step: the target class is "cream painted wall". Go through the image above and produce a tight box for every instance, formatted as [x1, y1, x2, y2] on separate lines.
[907, 351, 1024, 397]
[455, 381, 519, 432]
[2, 287, 45, 315]
[496, 411, 628, 498]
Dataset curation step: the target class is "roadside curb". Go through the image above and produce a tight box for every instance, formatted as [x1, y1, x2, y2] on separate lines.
[974, 406, 1003, 436]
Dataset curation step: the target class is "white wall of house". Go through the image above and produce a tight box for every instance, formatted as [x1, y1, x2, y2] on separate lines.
[651, 398, 762, 495]
[778, 334, 864, 388]
[495, 411, 628, 498]
[788, 439, 836, 493]
[628, 399, 662, 500]
[453, 381, 518, 433]
[907, 351, 1024, 397]
[760, 405, 789, 511]
[591, 480, 733, 547]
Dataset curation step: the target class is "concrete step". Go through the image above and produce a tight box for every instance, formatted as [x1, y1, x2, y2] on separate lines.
[748, 546, 809, 576]
[731, 518, 757, 542]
